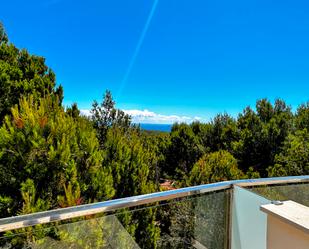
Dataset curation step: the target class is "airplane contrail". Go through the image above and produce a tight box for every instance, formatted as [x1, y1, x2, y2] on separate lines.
[117, 0, 159, 99]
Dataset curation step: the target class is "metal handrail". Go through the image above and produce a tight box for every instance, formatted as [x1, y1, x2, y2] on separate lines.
[1, 175, 309, 232]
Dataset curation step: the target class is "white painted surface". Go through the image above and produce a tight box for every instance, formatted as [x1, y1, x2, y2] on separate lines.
[232, 186, 271, 249]
[266, 215, 309, 249]
[261, 200, 309, 234]
[261, 201, 309, 249]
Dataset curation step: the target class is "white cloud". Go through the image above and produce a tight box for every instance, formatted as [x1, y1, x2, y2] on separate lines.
[80, 109, 203, 124]
[123, 109, 202, 124]
[80, 109, 91, 117]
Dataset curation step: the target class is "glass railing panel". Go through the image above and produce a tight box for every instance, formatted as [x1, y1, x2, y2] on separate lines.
[232, 186, 271, 249]
[0, 214, 140, 249]
[0, 189, 230, 249]
[122, 189, 230, 248]
[249, 182, 309, 207]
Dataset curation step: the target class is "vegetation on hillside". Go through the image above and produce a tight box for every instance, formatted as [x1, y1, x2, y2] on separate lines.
[1, 22, 309, 248]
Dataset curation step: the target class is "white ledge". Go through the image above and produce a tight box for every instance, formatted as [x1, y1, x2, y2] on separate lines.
[261, 200, 309, 234]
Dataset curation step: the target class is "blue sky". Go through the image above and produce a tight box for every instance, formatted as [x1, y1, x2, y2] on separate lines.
[1, 0, 309, 123]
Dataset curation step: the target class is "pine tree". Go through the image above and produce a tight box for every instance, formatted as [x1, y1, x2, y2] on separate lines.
[0, 22, 63, 122]
[0, 96, 115, 217]
[91, 90, 131, 145]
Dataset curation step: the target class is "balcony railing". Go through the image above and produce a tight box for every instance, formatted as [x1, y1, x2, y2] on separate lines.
[1, 175, 309, 248]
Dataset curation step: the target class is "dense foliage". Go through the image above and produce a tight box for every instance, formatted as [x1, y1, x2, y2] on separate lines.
[188, 150, 243, 185]
[0, 25, 63, 122]
[1, 22, 309, 248]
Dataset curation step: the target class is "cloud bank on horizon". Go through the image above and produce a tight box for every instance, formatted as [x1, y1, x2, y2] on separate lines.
[80, 109, 203, 124]
[123, 109, 203, 124]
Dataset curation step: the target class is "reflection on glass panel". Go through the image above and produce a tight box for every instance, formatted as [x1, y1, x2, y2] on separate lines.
[232, 186, 271, 249]
[194, 190, 229, 249]
[156, 190, 230, 249]
[0, 215, 140, 249]
[0, 189, 230, 249]
[249, 183, 309, 207]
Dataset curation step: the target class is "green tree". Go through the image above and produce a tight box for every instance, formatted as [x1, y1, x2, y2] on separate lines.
[91, 90, 131, 145]
[268, 129, 309, 177]
[103, 127, 157, 197]
[188, 150, 243, 185]
[101, 126, 160, 247]
[66, 103, 80, 119]
[233, 99, 292, 176]
[0, 22, 8, 44]
[144, 131, 171, 181]
[232, 106, 263, 172]
[208, 113, 238, 152]
[0, 23, 63, 122]
[0, 96, 114, 217]
[19, 179, 50, 215]
[165, 123, 204, 179]
[256, 98, 274, 122]
[295, 102, 309, 131]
